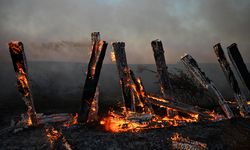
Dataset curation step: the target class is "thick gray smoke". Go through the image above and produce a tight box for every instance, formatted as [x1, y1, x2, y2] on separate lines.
[0, 0, 249, 63]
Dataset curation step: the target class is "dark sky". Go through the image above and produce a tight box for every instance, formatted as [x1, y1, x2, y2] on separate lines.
[0, 0, 249, 63]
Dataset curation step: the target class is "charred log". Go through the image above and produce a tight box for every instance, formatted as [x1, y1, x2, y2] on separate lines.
[227, 43, 250, 94]
[213, 43, 250, 117]
[151, 40, 173, 99]
[112, 42, 134, 110]
[181, 54, 234, 119]
[146, 94, 211, 119]
[78, 33, 107, 123]
[8, 41, 37, 126]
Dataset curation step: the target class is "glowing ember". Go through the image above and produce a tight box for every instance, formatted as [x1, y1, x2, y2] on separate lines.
[100, 110, 148, 132]
[63, 113, 78, 127]
[206, 110, 225, 121]
[171, 133, 207, 150]
[45, 127, 73, 150]
[87, 88, 99, 123]
[45, 127, 61, 144]
[100, 107, 202, 133]
[248, 101, 250, 105]
[110, 51, 116, 62]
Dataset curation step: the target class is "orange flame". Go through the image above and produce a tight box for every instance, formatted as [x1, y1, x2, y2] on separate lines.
[110, 52, 116, 62]
[171, 133, 207, 149]
[100, 108, 201, 133]
[100, 110, 148, 133]
[45, 127, 61, 144]
[63, 113, 78, 127]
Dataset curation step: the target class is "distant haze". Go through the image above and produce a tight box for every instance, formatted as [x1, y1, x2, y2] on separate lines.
[0, 0, 249, 64]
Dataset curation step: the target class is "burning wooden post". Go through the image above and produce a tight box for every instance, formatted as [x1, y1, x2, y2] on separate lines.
[181, 54, 234, 119]
[151, 40, 173, 99]
[78, 32, 108, 123]
[112, 42, 134, 111]
[8, 41, 37, 126]
[130, 70, 154, 113]
[87, 87, 99, 123]
[227, 43, 250, 94]
[213, 43, 250, 117]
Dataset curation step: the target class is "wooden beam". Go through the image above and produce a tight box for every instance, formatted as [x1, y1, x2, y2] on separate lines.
[112, 42, 134, 110]
[227, 43, 250, 94]
[8, 41, 38, 126]
[181, 54, 234, 119]
[213, 43, 250, 117]
[151, 40, 173, 99]
[78, 33, 107, 123]
[146, 94, 211, 118]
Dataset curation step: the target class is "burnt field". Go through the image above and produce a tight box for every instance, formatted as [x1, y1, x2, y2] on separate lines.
[0, 62, 250, 149]
[0, 118, 250, 150]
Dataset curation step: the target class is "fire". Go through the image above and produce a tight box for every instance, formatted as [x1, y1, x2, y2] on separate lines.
[147, 95, 170, 103]
[27, 111, 33, 126]
[45, 127, 61, 144]
[45, 127, 73, 150]
[9, 41, 22, 54]
[171, 133, 207, 150]
[110, 51, 116, 62]
[161, 113, 199, 127]
[87, 88, 99, 123]
[63, 113, 78, 127]
[206, 110, 225, 121]
[248, 101, 250, 105]
[100, 110, 148, 132]
[100, 108, 201, 133]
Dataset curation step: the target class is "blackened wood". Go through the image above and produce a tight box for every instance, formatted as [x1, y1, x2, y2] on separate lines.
[181, 54, 234, 119]
[151, 40, 173, 99]
[112, 42, 133, 110]
[78, 33, 107, 123]
[87, 87, 99, 123]
[8, 41, 37, 126]
[227, 43, 250, 93]
[213, 43, 250, 117]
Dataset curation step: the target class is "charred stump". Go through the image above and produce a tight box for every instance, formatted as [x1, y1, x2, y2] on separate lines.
[151, 40, 173, 99]
[213, 43, 250, 117]
[78, 33, 108, 123]
[112, 42, 134, 111]
[227, 43, 250, 94]
[181, 54, 234, 119]
[8, 41, 38, 126]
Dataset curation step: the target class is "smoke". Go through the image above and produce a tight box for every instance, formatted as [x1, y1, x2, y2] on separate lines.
[0, 0, 249, 63]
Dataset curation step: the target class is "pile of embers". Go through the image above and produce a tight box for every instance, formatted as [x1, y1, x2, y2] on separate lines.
[1, 32, 250, 149]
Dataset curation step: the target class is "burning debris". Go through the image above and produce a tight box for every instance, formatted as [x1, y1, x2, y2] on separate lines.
[2, 32, 250, 150]
[9, 41, 37, 126]
[151, 40, 173, 100]
[171, 133, 208, 150]
[45, 126, 73, 150]
[78, 32, 107, 123]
